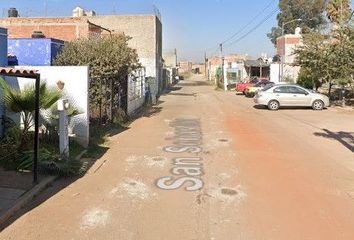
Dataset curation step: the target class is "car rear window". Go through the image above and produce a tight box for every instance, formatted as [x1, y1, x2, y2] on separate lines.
[262, 84, 274, 91]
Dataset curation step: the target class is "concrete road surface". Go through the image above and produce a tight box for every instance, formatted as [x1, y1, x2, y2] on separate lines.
[1, 74, 354, 240]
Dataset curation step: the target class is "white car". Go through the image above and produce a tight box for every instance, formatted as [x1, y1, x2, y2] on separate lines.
[254, 84, 330, 110]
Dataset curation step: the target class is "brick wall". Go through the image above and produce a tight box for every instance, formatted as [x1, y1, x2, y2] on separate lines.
[179, 61, 192, 73]
[0, 17, 101, 41]
[276, 35, 301, 57]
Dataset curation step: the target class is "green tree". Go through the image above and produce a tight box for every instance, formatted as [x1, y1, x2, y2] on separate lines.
[268, 0, 327, 45]
[327, 0, 353, 25]
[54, 35, 141, 123]
[294, 26, 354, 99]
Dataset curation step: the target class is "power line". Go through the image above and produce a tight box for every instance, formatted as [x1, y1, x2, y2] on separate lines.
[225, 8, 279, 49]
[205, 0, 277, 57]
[221, 0, 277, 44]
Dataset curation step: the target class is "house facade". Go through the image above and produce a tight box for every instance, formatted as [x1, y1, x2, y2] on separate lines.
[0, 17, 102, 41]
[276, 27, 302, 82]
[88, 15, 163, 95]
[163, 49, 178, 86]
[8, 38, 64, 66]
[179, 61, 193, 73]
[0, 10, 164, 114]
[207, 54, 249, 89]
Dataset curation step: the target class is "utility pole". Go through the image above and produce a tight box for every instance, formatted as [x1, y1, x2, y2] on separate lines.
[204, 52, 207, 79]
[44, 0, 48, 17]
[219, 43, 226, 90]
[113, 3, 117, 15]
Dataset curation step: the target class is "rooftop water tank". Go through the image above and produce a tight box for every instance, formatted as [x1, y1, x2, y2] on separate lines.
[32, 31, 45, 38]
[73, 7, 85, 17]
[8, 8, 19, 18]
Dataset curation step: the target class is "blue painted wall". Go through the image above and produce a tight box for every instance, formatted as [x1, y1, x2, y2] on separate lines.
[0, 27, 7, 138]
[0, 28, 7, 67]
[8, 38, 64, 66]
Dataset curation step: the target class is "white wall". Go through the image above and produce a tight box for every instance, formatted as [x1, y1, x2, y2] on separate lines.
[270, 63, 300, 83]
[9, 66, 90, 147]
[270, 63, 281, 83]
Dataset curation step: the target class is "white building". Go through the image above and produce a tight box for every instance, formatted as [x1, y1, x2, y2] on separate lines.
[276, 27, 302, 82]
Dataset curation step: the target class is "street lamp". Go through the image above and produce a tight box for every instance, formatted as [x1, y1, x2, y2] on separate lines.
[281, 18, 302, 35]
[280, 18, 302, 82]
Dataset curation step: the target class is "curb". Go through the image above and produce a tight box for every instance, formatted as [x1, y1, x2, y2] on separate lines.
[0, 175, 57, 227]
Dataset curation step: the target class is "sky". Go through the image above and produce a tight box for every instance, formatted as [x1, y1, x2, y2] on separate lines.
[1, 0, 354, 63]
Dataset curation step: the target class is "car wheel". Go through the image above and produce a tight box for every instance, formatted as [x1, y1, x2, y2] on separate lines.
[268, 100, 279, 110]
[312, 100, 324, 110]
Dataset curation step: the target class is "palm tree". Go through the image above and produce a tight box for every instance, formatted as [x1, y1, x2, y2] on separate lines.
[0, 77, 61, 137]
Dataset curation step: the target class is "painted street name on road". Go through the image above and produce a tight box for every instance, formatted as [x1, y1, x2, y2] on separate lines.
[156, 118, 204, 191]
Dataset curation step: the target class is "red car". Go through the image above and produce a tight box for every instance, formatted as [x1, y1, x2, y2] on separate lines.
[235, 78, 259, 94]
[236, 77, 270, 94]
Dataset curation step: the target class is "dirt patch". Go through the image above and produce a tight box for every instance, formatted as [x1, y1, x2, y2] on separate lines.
[221, 188, 238, 196]
[209, 185, 247, 204]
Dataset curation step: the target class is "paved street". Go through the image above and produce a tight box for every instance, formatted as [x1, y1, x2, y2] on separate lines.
[1, 74, 354, 240]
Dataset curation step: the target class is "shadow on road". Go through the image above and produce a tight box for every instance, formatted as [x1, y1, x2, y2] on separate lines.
[314, 129, 354, 153]
[132, 100, 164, 119]
[161, 86, 182, 95]
[252, 105, 330, 111]
[0, 123, 129, 231]
[178, 81, 210, 87]
[253, 105, 268, 110]
[168, 93, 196, 97]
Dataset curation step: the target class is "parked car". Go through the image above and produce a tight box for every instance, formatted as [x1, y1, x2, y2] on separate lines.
[254, 84, 330, 110]
[244, 81, 274, 98]
[235, 78, 259, 94]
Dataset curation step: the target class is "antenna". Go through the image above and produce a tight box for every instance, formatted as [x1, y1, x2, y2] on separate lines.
[44, 0, 48, 17]
[112, 3, 117, 15]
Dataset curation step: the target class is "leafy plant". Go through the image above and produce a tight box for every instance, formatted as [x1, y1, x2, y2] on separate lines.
[267, 0, 327, 45]
[327, 0, 352, 25]
[40, 102, 82, 144]
[0, 117, 21, 170]
[294, 26, 354, 99]
[54, 35, 141, 123]
[17, 148, 54, 170]
[17, 148, 83, 176]
[297, 67, 322, 90]
[0, 78, 62, 149]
